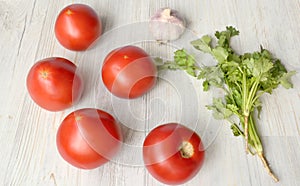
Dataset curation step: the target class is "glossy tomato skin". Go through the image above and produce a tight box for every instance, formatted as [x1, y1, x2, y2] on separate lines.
[26, 57, 83, 111]
[102, 46, 157, 99]
[56, 108, 123, 169]
[143, 123, 205, 185]
[55, 4, 102, 51]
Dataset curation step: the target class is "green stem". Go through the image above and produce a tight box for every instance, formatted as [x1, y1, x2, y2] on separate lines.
[244, 114, 249, 153]
[242, 70, 248, 113]
[243, 76, 261, 153]
[247, 114, 262, 152]
[234, 82, 242, 93]
[251, 91, 263, 106]
[245, 79, 260, 112]
[224, 79, 237, 105]
[241, 70, 250, 152]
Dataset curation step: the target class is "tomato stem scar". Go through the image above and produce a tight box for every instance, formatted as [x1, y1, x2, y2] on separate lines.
[66, 9, 73, 15]
[40, 71, 49, 79]
[75, 115, 82, 121]
[179, 141, 194, 158]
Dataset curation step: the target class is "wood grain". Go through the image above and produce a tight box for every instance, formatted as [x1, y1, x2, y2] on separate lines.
[0, 0, 299, 185]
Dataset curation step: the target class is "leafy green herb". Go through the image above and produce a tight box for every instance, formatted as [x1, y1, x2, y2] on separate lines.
[159, 26, 296, 182]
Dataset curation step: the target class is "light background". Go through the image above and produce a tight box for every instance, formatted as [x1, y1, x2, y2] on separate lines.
[0, 0, 299, 185]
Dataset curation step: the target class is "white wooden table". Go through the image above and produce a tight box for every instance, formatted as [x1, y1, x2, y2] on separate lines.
[1, 0, 300, 185]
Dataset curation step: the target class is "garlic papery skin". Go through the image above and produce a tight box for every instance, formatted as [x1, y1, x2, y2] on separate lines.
[149, 8, 186, 42]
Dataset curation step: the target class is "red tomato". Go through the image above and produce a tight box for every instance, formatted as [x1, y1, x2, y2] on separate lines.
[101, 46, 157, 99]
[54, 4, 102, 51]
[26, 57, 83, 111]
[143, 123, 205, 185]
[56, 108, 123, 169]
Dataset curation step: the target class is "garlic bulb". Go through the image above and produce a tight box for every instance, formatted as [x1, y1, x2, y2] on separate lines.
[149, 8, 186, 42]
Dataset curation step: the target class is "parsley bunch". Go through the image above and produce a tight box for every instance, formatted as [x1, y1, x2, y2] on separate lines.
[160, 26, 296, 182]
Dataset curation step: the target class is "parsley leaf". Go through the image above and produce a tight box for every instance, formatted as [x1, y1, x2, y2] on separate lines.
[190, 35, 212, 54]
[206, 98, 233, 120]
[279, 71, 297, 88]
